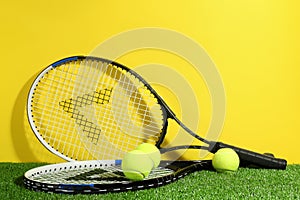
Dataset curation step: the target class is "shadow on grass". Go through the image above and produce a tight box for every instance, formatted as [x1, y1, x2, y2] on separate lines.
[14, 176, 25, 188]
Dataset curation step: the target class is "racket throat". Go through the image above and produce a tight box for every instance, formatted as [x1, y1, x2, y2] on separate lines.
[173, 116, 211, 144]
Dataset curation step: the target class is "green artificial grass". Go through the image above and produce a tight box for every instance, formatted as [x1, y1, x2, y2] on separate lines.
[0, 162, 299, 200]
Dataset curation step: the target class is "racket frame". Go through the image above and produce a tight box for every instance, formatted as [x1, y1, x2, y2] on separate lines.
[23, 160, 213, 194]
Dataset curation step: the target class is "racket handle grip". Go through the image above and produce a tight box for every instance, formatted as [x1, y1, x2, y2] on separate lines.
[211, 142, 287, 169]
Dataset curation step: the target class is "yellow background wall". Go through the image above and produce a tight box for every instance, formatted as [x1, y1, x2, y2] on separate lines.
[1, 1, 299, 163]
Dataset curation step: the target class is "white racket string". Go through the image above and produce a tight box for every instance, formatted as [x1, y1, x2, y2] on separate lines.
[29, 58, 165, 160]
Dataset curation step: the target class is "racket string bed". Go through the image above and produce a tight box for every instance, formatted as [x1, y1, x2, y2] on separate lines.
[28, 56, 166, 161]
[58, 88, 113, 144]
[23, 160, 213, 194]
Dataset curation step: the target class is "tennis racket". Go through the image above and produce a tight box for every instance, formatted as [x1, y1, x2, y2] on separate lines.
[27, 56, 287, 169]
[23, 160, 213, 194]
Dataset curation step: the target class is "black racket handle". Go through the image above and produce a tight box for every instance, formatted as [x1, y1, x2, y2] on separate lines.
[211, 142, 287, 169]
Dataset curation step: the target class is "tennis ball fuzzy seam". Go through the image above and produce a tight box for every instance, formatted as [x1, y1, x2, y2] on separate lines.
[121, 149, 154, 180]
[123, 170, 150, 179]
[135, 143, 161, 168]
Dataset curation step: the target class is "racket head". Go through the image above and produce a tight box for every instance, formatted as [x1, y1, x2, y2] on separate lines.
[23, 160, 213, 194]
[27, 56, 168, 161]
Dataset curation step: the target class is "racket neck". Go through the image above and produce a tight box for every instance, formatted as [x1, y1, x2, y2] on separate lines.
[157, 97, 212, 147]
[175, 117, 211, 144]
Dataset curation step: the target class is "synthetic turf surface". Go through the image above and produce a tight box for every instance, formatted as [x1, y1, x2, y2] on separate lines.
[1, 163, 299, 199]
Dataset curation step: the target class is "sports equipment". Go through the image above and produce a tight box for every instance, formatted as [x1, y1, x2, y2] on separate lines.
[23, 160, 213, 194]
[136, 143, 161, 168]
[212, 148, 240, 172]
[121, 150, 153, 180]
[27, 56, 287, 169]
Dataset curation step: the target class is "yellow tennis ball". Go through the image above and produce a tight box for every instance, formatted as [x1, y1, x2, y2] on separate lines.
[212, 148, 240, 173]
[121, 150, 154, 181]
[136, 143, 161, 168]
